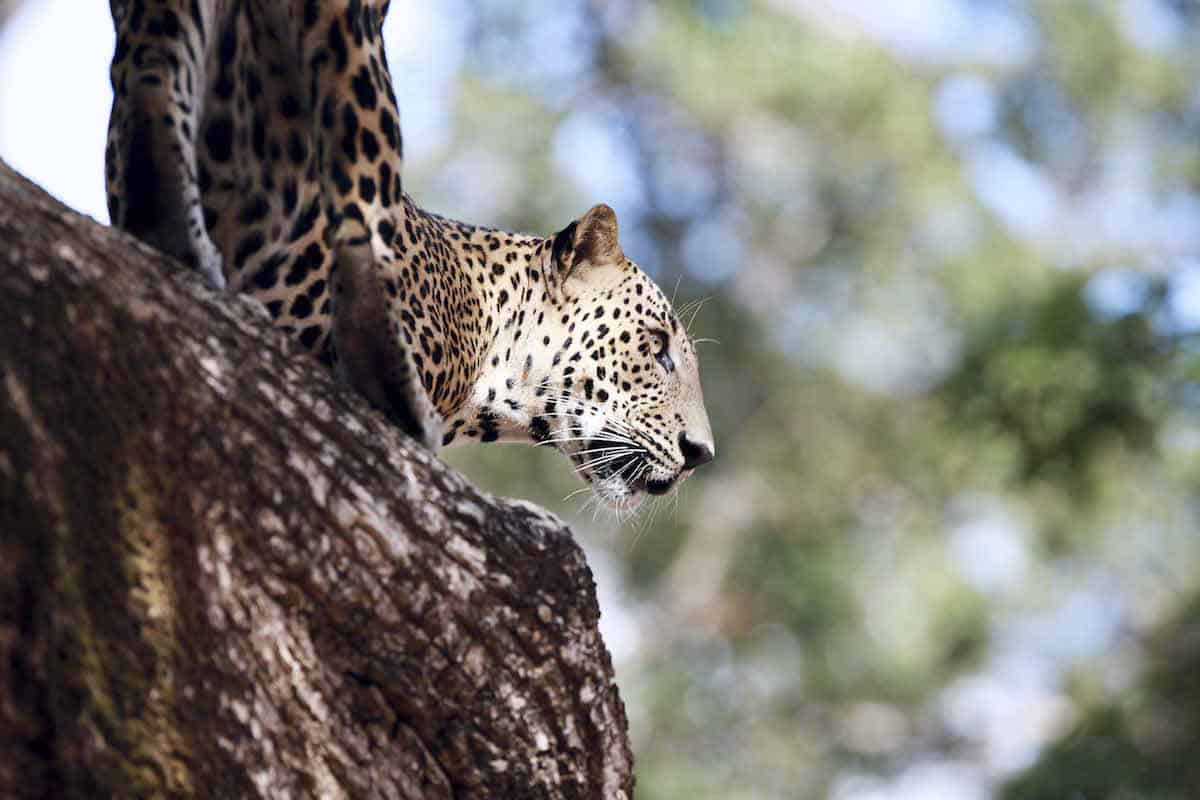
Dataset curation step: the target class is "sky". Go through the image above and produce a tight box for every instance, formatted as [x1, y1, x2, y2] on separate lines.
[0, 0, 114, 220]
[0, 0, 466, 223]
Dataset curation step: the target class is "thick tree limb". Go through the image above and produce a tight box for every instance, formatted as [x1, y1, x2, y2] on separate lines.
[0, 160, 633, 799]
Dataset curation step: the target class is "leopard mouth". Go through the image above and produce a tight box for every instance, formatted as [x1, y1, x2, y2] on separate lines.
[585, 448, 642, 483]
[544, 412, 679, 510]
[569, 430, 678, 509]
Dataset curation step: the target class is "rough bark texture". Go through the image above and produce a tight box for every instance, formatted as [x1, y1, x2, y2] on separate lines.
[0, 160, 633, 799]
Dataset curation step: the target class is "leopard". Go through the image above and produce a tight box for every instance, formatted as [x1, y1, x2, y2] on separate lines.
[105, 0, 714, 512]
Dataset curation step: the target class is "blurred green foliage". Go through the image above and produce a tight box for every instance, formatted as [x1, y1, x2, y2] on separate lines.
[1005, 595, 1200, 800]
[417, 1, 1200, 797]
[942, 277, 1168, 493]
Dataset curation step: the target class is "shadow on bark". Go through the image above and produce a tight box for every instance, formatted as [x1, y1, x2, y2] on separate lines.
[0, 160, 632, 799]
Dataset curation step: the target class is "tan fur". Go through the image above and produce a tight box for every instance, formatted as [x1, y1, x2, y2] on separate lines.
[106, 0, 714, 508]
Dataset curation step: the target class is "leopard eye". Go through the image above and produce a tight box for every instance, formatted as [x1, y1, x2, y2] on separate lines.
[653, 330, 675, 373]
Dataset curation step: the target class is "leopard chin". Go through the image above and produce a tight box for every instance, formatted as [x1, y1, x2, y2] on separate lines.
[591, 474, 647, 513]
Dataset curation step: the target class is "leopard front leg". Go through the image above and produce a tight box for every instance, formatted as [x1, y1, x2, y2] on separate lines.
[329, 234, 442, 451]
[305, 1, 441, 450]
[106, 0, 226, 289]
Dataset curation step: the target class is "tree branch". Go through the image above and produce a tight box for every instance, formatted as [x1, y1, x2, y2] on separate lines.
[0, 159, 633, 799]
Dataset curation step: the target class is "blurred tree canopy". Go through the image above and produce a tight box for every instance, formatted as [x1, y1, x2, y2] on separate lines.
[409, 1, 1200, 797]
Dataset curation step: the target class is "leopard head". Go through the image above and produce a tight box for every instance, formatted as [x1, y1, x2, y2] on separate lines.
[532, 205, 715, 513]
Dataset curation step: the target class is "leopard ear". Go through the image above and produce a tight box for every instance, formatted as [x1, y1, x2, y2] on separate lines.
[551, 204, 625, 280]
[574, 204, 624, 266]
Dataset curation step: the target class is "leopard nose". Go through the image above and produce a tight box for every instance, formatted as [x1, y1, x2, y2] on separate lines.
[679, 432, 714, 470]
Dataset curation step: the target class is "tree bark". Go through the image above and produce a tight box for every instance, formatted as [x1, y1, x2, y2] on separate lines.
[0, 160, 633, 799]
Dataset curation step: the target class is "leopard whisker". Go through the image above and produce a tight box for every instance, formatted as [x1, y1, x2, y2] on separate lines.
[681, 296, 711, 333]
[535, 433, 640, 448]
[541, 408, 642, 439]
[562, 485, 592, 503]
[573, 452, 642, 474]
[536, 412, 643, 442]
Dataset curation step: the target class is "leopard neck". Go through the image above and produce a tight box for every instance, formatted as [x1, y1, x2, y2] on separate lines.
[395, 195, 554, 445]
